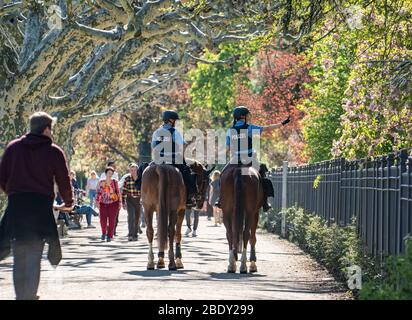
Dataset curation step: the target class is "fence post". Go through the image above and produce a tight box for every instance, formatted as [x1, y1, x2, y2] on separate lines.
[281, 161, 288, 238]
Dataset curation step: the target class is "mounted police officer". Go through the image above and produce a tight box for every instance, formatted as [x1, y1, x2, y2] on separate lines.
[217, 106, 291, 211]
[151, 110, 196, 207]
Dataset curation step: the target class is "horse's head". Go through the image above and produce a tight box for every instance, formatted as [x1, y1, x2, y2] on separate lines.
[189, 161, 215, 210]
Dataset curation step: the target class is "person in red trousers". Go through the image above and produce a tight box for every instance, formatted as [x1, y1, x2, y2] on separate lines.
[96, 167, 121, 242]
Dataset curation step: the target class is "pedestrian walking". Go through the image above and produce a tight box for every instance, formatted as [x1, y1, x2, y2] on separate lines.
[209, 170, 222, 226]
[121, 163, 142, 241]
[100, 161, 122, 235]
[96, 167, 121, 242]
[86, 171, 99, 208]
[70, 170, 79, 189]
[0, 111, 73, 300]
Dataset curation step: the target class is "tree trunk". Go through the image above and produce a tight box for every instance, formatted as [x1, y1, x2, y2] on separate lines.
[138, 139, 151, 164]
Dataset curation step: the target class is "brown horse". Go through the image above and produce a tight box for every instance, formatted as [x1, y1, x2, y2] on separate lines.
[141, 160, 213, 270]
[220, 164, 264, 273]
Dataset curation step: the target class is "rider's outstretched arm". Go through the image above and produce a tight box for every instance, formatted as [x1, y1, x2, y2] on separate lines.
[261, 116, 291, 133]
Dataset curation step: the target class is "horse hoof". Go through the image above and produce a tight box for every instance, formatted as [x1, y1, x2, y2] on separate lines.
[157, 257, 165, 269]
[176, 259, 184, 269]
[249, 262, 257, 273]
[169, 265, 177, 271]
[227, 265, 236, 273]
[240, 267, 248, 274]
[147, 265, 155, 270]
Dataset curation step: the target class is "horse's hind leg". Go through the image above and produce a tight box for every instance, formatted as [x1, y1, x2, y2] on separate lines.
[223, 210, 236, 273]
[157, 212, 166, 269]
[168, 210, 177, 271]
[175, 209, 185, 269]
[249, 211, 259, 273]
[228, 249, 237, 273]
[226, 225, 237, 273]
[145, 208, 155, 270]
[240, 223, 251, 274]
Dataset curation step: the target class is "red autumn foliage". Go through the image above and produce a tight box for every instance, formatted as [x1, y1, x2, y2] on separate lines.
[236, 49, 311, 164]
[236, 49, 310, 124]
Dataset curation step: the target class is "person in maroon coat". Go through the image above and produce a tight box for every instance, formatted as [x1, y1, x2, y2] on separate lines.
[0, 111, 73, 300]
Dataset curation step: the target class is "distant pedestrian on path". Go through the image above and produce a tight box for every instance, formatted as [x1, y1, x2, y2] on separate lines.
[100, 161, 121, 235]
[86, 171, 99, 208]
[0, 111, 73, 300]
[70, 170, 79, 190]
[209, 171, 222, 226]
[96, 167, 121, 242]
[121, 163, 142, 241]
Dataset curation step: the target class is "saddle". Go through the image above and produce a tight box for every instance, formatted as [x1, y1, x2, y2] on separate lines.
[147, 161, 196, 199]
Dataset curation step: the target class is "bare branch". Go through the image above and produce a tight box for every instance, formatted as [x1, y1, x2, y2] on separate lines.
[95, 0, 124, 20]
[0, 1, 22, 17]
[119, 0, 136, 29]
[74, 21, 129, 42]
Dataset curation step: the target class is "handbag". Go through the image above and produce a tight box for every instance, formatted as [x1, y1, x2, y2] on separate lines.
[111, 180, 119, 202]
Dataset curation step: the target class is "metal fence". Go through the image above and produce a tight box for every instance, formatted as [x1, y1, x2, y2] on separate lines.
[268, 150, 412, 258]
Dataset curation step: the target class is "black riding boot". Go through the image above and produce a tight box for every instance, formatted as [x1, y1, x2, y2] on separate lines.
[261, 177, 274, 212]
[260, 165, 273, 212]
[176, 164, 196, 207]
[262, 195, 271, 212]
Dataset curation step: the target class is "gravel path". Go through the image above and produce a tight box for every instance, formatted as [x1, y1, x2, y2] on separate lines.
[0, 211, 348, 300]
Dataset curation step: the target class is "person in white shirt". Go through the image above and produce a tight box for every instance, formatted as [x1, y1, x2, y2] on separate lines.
[86, 170, 99, 208]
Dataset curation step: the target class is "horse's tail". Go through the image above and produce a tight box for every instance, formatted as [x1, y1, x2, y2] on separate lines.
[156, 165, 169, 251]
[234, 167, 244, 254]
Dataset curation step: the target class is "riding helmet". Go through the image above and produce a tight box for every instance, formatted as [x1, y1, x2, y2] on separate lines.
[162, 110, 180, 122]
[233, 106, 250, 119]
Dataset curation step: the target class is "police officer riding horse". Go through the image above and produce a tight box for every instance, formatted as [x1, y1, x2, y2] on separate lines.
[141, 110, 213, 270]
[216, 106, 291, 212]
[151, 110, 197, 207]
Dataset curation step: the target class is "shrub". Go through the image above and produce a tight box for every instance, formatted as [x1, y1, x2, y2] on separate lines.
[260, 206, 412, 299]
[259, 206, 380, 292]
[360, 237, 412, 300]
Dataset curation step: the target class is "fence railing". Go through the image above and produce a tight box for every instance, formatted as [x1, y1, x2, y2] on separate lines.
[268, 150, 412, 258]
